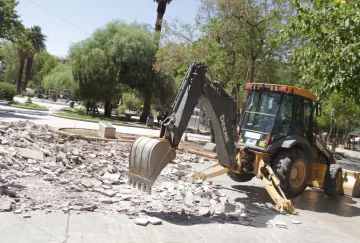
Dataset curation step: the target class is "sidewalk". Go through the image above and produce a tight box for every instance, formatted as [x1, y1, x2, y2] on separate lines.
[0, 207, 358, 243]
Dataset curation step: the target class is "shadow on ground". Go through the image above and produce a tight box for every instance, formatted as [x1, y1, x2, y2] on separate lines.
[336, 156, 360, 171]
[292, 188, 360, 217]
[0, 108, 48, 120]
[230, 184, 360, 218]
[146, 184, 281, 228]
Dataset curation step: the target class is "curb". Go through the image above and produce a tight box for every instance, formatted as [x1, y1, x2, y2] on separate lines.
[9, 105, 49, 111]
[51, 113, 161, 130]
[178, 147, 217, 159]
[54, 128, 217, 159]
[53, 128, 135, 143]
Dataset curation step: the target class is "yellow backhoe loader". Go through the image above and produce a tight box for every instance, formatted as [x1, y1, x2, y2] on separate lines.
[128, 62, 360, 214]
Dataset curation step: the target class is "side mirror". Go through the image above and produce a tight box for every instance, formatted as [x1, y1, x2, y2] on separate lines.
[316, 102, 322, 117]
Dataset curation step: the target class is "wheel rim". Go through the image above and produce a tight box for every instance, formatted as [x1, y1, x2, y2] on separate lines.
[290, 161, 306, 188]
[335, 172, 342, 192]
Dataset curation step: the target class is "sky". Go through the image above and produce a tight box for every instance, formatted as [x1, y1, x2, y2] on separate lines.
[16, 0, 200, 57]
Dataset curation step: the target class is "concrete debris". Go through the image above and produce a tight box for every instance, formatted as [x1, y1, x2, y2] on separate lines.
[292, 220, 302, 224]
[14, 209, 23, 214]
[224, 203, 236, 213]
[0, 121, 265, 220]
[276, 222, 288, 228]
[198, 207, 211, 216]
[23, 215, 31, 218]
[81, 179, 94, 188]
[0, 199, 12, 211]
[17, 148, 44, 161]
[148, 217, 163, 225]
[134, 218, 149, 226]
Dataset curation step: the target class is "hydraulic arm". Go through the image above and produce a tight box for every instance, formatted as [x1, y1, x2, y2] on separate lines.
[128, 62, 238, 191]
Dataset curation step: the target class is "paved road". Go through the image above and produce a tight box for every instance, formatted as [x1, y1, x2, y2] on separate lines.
[0, 98, 211, 142]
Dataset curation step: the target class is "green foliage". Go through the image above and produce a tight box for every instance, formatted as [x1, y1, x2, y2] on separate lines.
[315, 91, 360, 133]
[0, 82, 16, 100]
[70, 42, 120, 102]
[156, 0, 296, 110]
[9, 101, 47, 110]
[69, 21, 161, 105]
[23, 25, 47, 91]
[31, 51, 60, 88]
[284, 0, 360, 98]
[0, 0, 25, 41]
[43, 62, 77, 97]
[0, 41, 19, 84]
[122, 92, 142, 110]
[27, 80, 35, 89]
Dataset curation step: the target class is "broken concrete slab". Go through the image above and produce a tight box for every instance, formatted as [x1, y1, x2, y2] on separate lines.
[148, 217, 162, 225]
[81, 179, 94, 189]
[198, 207, 210, 216]
[134, 218, 149, 226]
[203, 143, 216, 152]
[17, 148, 44, 161]
[224, 202, 236, 213]
[0, 199, 11, 211]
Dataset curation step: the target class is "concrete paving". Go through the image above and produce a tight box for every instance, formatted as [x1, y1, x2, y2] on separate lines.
[1, 98, 360, 243]
[0, 169, 359, 243]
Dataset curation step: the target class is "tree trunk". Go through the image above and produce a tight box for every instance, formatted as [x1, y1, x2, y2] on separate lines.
[17, 58, 25, 94]
[104, 100, 109, 117]
[23, 56, 33, 92]
[92, 100, 96, 117]
[155, 2, 167, 32]
[140, 91, 152, 123]
[248, 56, 256, 83]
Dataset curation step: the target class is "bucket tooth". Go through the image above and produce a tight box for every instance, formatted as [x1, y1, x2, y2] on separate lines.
[128, 136, 176, 191]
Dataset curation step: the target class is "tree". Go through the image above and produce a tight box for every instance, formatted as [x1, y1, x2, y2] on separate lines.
[23, 25, 46, 91]
[154, 0, 173, 34]
[283, 0, 360, 99]
[31, 51, 60, 90]
[0, 41, 19, 84]
[315, 91, 360, 144]
[16, 37, 34, 94]
[43, 62, 77, 98]
[136, 0, 174, 122]
[0, 0, 24, 41]
[155, 0, 294, 114]
[70, 38, 121, 116]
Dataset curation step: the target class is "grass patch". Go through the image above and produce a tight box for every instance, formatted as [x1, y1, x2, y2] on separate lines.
[54, 112, 123, 124]
[9, 101, 48, 110]
[62, 107, 104, 115]
[62, 128, 100, 138]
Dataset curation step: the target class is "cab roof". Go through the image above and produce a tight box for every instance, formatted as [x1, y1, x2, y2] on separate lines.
[245, 83, 317, 101]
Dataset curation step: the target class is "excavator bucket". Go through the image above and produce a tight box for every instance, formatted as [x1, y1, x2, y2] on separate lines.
[342, 169, 360, 197]
[128, 136, 176, 192]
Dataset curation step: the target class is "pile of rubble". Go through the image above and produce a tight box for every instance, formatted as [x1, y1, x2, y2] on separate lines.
[0, 121, 266, 224]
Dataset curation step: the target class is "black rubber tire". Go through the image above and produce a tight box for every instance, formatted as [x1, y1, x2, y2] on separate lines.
[227, 171, 255, 182]
[324, 164, 343, 197]
[272, 149, 311, 198]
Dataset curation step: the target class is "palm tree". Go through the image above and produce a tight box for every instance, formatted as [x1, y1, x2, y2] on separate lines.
[154, 0, 172, 34]
[140, 0, 173, 122]
[16, 39, 34, 94]
[23, 25, 46, 91]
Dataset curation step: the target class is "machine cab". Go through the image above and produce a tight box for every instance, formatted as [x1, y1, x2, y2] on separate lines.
[238, 83, 317, 151]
